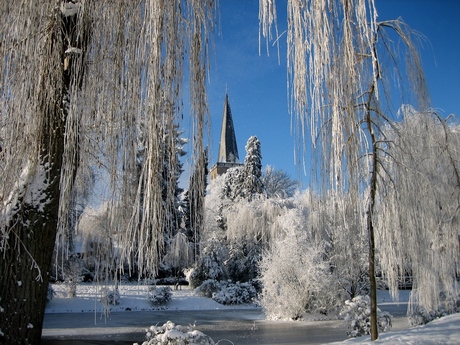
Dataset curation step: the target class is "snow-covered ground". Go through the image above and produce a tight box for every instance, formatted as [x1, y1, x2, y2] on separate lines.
[45, 282, 256, 313]
[44, 283, 460, 344]
[332, 313, 460, 345]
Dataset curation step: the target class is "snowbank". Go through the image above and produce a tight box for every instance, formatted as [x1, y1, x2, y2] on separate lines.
[331, 313, 460, 345]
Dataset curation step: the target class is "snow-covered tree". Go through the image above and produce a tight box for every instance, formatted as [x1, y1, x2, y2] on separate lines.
[309, 191, 369, 300]
[260, 222, 334, 320]
[262, 165, 298, 198]
[160, 124, 188, 240]
[374, 107, 460, 317]
[201, 170, 293, 284]
[188, 148, 209, 261]
[163, 232, 194, 280]
[225, 198, 285, 282]
[221, 166, 245, 203]
[186, 232, 228, 288]
[220, 136, 264, 204]
[259, 0, 454, 340]
[78, 203, 115, 281]
[0, 1, 215, 343]
[242, 136, 265, 199]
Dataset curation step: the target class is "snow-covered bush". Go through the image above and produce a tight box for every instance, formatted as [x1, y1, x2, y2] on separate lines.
[194, 279, 220, 298]
[135, 321, 215, 345]
[408, 289, 460, 326]
[186, 239, 227, 289]
[194, 279, 257, 305]
[408, 305, 445, 327]
[148, 286, 173, 306]
[198, 280, 257, 305]
[100, 288, 120, 305]
[259, 224, 337, 320]
[340, 295, 392, 337]
[212, 281, 257, 305]
[187, 256, 226, 289]
[225, 241, 261, 283]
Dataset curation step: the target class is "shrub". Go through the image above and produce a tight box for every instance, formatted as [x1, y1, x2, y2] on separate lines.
[194, 279, 220, 298]
[148, 286, 172, 306]
[100, 288, 120, 305]
[259, 234, 337, 320]
[340, 295, 392, 338]
[408, 305, 445, 326]
[134, 321, 214, 345]
[212, 281, 257, 305]
[186, 251, 227, 289]
[408, 290, 460, 326]
[65, 279, 78, 298]
[63, 255, 83, 298]
[194, 279, 258, 305]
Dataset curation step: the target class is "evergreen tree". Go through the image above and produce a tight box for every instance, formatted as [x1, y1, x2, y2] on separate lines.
[188, 148, 209, 261]
[128, 120, 189, 278]
[160, 123, 188, 241]
[221, 136, 265, 203]
[242, 136, 264, 199]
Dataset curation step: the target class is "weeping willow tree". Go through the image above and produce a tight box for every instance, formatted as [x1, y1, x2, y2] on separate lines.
[260, 0, 458, 340]
[375, 106, 460, 321]
[0, 1, 215, 344]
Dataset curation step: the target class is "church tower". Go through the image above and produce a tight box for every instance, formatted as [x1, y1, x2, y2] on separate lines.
[210, 92, 243, 180]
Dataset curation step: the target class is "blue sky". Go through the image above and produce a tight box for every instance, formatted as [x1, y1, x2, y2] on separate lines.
[184, 0, 460, 188]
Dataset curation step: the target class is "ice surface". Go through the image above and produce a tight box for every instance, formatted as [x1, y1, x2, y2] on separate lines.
[44, 284, 460, 344]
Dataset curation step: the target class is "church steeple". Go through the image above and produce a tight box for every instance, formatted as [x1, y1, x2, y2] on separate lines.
[218, 92, 239, 163]
[209, 91, 243, 180]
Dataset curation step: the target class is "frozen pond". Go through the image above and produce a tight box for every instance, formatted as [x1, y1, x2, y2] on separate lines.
[41, 283, 410, 344]
[43, 309, 350, 344]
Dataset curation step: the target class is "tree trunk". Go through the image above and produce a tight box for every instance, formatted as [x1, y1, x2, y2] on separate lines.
[0, 100, 65, 344]
[0, 169, 63, 344]
[366, 111, 379, 341]
[0, 4, 78, 343]
[368, 191, 378, 341]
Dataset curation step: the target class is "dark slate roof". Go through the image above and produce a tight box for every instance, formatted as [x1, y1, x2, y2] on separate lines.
[217, 92, 239, 163]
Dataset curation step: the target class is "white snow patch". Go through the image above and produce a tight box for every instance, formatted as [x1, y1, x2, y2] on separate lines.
[23, 163, 51, 213]
[60, 1, 80, 17]
[45, 283, 254, 314]
[27, 323, 33, 329]
[65, 47, 82, 55]
[1, 161, 51, 231]
[1, 163, 30, 230]
[330, 313, 460, 345]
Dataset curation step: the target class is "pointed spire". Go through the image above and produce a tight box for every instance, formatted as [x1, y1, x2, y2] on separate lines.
[217, 92, 239, 163]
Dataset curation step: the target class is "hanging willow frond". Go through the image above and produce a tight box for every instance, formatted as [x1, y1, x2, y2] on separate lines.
[259, 0, 458, 336]
[0, 0, 216, 277]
